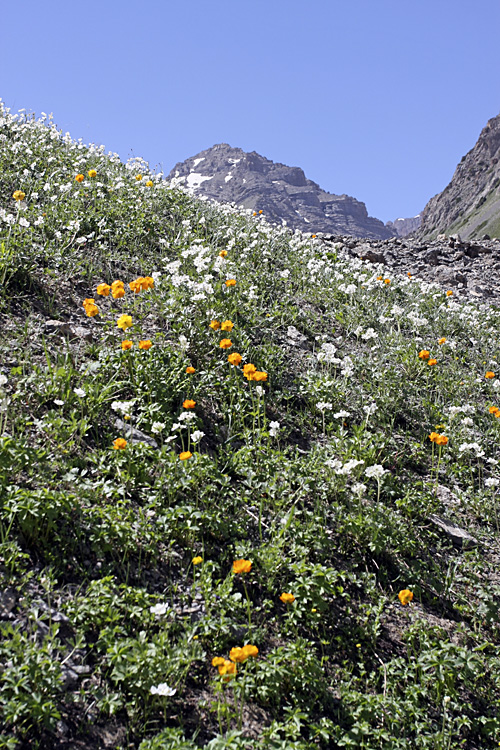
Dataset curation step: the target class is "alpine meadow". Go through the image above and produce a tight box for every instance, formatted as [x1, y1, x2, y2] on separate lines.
[2, 103, 500, 749]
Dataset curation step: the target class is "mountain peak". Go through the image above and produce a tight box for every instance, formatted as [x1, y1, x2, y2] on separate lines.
[168, 144, 392, 239]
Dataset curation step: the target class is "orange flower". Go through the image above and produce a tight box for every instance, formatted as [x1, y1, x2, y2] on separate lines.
[446, 290, 453, 297]
[179, 451, 192, 461]
[407, 272, 412, 278]
[427, 359, 437, 366]
[121, 340, 133, 350]
[280, 593, 295, 604]
[146, 180, 153, 187]
[259, 210, 263, 214]
[438, 337, 446, 345]
[219, 250, 228, 257]
[435, 434, 448, 446]
[485, 371, 495, 379]
[96, 283, 111, 296]
[186, 366, 196, 374]
[111, 280, 125, 290]
[84, 304, 99, 317]
[139, 340, 152, 350]
[83, 297, 95, 307]
[113, 438, 127, 450]
[192, 556, 203, 565]
[228, 353, 242, 366]
[243, 363, 257, 379]
[233, 559, 252, 574]
[220, 320, 234, 332]
[418, 350, 430, 360]
[183, 399, 196, 409]
[218, 660, 237, 679]
[135, 174, 143, 181]
[398, 589, 413, 606]
[384, 279, 391, 284]
[225, 279, 236, 287]
[209, 320, 220, 330]
[376, 275, 383, 281]
[428, 432, 439, 443]
[219, 338, 232, 349]
[75, 174, 84, 183]
[251, 371, 268, 382]
[488, 406, 500, 415]
[88, 169, 97, 178]
[13, 190, 26, 201]
[229, 645, 259, 663]
[112, 286, 125, 299]
[129, 278, 142, 294]
[212, 657, 225, 667]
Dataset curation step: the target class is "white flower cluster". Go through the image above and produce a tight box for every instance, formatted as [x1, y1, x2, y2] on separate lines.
[458, 442, 485, 458]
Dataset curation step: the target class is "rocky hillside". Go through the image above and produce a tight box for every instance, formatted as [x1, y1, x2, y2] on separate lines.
[417, 113, 500, 240]
[385, 214, 421, 237]
[168, 143, 393, 239]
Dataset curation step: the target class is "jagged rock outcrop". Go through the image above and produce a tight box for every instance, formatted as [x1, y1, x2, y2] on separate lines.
[386, 214, 421, 237]
[168, 144, 392, 240]
[417, 113, 500, 240]
[316, 231, 500, 303]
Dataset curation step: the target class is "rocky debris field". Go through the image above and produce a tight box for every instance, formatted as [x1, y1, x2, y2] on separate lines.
[318, 232, 500, 304]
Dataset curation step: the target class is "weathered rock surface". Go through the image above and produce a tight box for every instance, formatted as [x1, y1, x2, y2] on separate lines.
[316, 231, 500, 303]
[417, 112, 500, 241]
[386, 214, 422, 237]
[168, 143, 393, 240]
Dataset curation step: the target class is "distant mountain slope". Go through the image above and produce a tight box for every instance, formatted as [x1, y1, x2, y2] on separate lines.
[386, 214, 421, 237]
[417, 113, 500, 240]
[168, 143, 392, 239]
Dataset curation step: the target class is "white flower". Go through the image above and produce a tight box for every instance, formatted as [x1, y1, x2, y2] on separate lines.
[178, 411, 196, 423]
[269, 420, 280, 438]
[363, 403, 377, 416]
[190, 430, 205, 443]
[340, 459, 364, 476]
[150, 602, 168, 616]
[18, 217, 30, 228]
[0, 374, 7, 386]
[255, 385, 264, 397]
[73, 388, 86, 398]
[485, 478, 499, 488]
[280, 269, 290, 279]
[54, 399, 64, 406]
[111, 400, 135, 415]
[361, 328, 378, 341]
[316, 401, 333, 411]
[364, 464, 387, 480]
[334, 410, 350, 419]
[351, 482, 367, 496]
[461, 417, 473, 427]
[150, 683, 176, 697]
[178, 335, 189, 351]
[151, 422, 166, 434]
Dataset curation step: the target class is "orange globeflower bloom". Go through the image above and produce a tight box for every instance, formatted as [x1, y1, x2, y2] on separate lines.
[418, 350, 430, 360]
[428, 432, 439, 443]
[225, 279, 236, 287]
[192, 556, 203, 565]
[75, 174, 85, 183]
[219, 338, 232, 349]
[96, 283, 111, 296]
[218, 660, 237, 680]
[398, 589, 413, 606]
[229, 645, 259, 663]
[112, 286, 125, 299]
[84, 303, 99, 317]
[427, 359, 437, 366]
[376, 275, 383, 281]
[259, 210, 263, 214]
[438, 337, 447, 345]
[219, 250, 228, 257]
[252, 371, 268, 382]
[117, 314, 133, 330]
[253, 211, 257, 216]
[88, 169, 97, 178]
[179, 451, 192, 461]
[186, 366, 196, 374]
[83, 297, 95, 307]
[146, 180, 153, 187]
[129, 278, 142, 293]
[243, 363, 257, 379]
[13, 190, 26, 201]
[138, 340, 152, 350]
[488, 406, 500, 415]
[228, 353, 242, 366]
[183, 399, 196, 409]
[111, 280, 125, 290]
[435, 434, 448, 446]
[121, 340, 133, 350]
[407, 272, 412, 278]
[212, 657, 225, 667]
[242, 644, 258, 658]
[209, 320, 220, 330]
[280, 593, 295, 604]
[135, 174, 143, 181]
[113, 438, 127, 450]
[220, 320, 234, 332]
[233, 559, 252, 574]
[446, 290, 453, 297]
[485, 371, 495, 379]
[384, 278, 391, 284]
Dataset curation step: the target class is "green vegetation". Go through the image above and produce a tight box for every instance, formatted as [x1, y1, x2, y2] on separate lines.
[1, 104, 500, 749]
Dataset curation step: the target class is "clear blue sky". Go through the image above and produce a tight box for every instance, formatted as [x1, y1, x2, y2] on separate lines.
[2, 0, 500, 222]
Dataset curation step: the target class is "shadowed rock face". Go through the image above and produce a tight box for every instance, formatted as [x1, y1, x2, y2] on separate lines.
[417, 113, 500, 240]
[168, 143, 393, 240]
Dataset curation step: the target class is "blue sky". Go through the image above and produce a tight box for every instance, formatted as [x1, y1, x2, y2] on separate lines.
[2, 0, 500, 222]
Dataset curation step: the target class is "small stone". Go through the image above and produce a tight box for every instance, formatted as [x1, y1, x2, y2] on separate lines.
[429, 514, 480, 549]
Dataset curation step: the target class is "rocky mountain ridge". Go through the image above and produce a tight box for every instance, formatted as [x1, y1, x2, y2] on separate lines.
[417, 113, 500, 240]
[168, 143, 394, 240]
